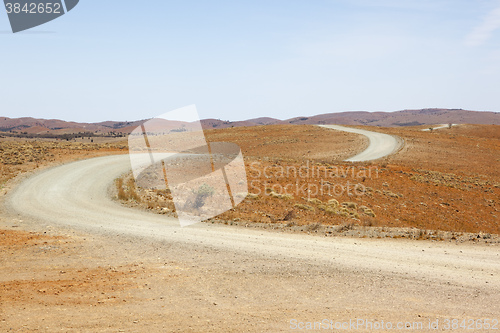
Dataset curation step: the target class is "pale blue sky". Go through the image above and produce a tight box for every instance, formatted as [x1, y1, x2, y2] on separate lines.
[1, 0, 500, 122]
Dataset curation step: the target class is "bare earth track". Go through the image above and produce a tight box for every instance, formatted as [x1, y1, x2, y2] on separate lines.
[318, 125, 401, 161]
[1, 154, 499, 331]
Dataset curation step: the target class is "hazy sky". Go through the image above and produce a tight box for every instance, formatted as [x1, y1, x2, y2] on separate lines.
[1, 0, 500, 122]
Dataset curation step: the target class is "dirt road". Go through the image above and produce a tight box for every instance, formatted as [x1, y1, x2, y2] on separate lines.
[422, 124, 457, 131]
[1, 155, 499, 331]
[4, 154, 500, 289]
[319, 125, 401, 161]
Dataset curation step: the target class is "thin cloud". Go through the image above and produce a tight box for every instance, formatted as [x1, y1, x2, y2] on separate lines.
[465, 6, 500, 46]
[343, 0, 451, 11]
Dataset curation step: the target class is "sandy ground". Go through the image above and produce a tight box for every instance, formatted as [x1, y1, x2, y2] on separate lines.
[1, 155, 499, 332]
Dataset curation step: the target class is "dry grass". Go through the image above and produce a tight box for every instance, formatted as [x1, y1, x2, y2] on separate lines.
[0, 138, 127, 185]
[114, 173, 176, 214]
[116, 178, 128, 201]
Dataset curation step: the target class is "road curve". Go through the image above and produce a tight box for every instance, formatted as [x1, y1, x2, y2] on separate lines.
[3, 155, 500, 290]
[319, 124, 401, 162]
[422, 124, 457, 131]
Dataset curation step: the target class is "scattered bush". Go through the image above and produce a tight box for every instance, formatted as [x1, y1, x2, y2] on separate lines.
[307, 198, 322, 205]
[327, 199, 340, 208]
[359, 205, 376, 217]
[117, 178, 127, 201]
[337, 208, 350, 217]
[192, 183, 215, 208]
[294, 204, 314, 211]
[341, 202, 357, 209]
[383, 190, 400, 198]
[325, 207, 337, 215]
[116, 176, 141, 202]
[269, 191, 294, 200]
[126, 177, 141, 202]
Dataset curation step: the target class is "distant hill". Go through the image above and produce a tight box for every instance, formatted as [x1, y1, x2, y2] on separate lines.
[200, 117, 282, 129]
[283, 109, 500, 127]
[0, 116, 146, 133]
[1, 109, 498, 137]
[0, 116, 148, 138]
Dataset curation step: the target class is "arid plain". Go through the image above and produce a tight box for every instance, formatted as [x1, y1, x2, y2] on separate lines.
[1, 122, 499, 332]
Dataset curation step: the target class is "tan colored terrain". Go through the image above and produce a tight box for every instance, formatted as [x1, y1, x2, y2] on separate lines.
[1, 124, 499, 332]
[2, 223, 498, 333]
[121, 124, 499, 236]
[204, 124, 368, 161]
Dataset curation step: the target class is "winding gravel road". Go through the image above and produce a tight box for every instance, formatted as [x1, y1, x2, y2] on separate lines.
[4, 154, 500, 292]
[3, 127, 499, 330]
[319, 124, 401, 161]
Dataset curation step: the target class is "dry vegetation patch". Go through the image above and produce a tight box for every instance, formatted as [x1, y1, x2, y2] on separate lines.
[0, 138, 127, 185]
[115, 124, 499, 238]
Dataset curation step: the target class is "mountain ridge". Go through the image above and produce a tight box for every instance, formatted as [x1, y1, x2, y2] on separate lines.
[1, 109, 498, 135]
